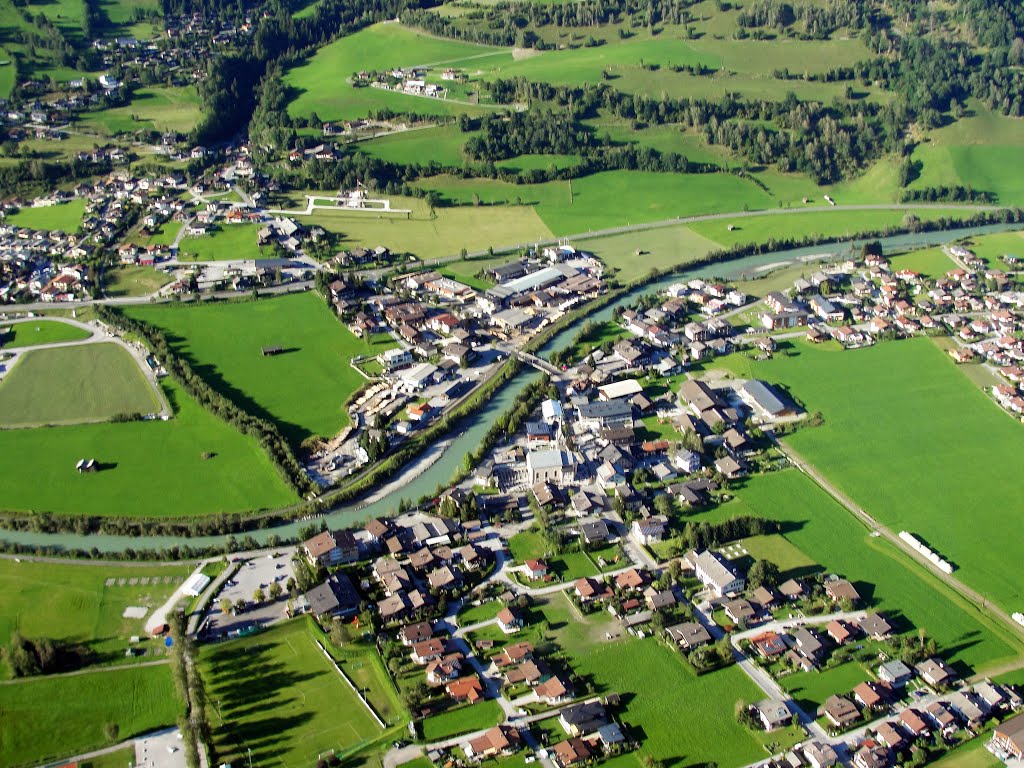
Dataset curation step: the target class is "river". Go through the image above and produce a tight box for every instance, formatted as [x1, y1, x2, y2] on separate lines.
[3, 221, 1020, 553]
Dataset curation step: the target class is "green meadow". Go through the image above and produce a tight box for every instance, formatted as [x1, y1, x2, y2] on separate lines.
[358, 125, 468, 167]
[0, 557, 190, 676]
[0, 319, 91, 348]
[175, 224, 265, 261]
[0, 664, 180, 768]
[722, 469, 1020, 673]
[126, 292, 394, 444]
[419, 170, 776, 235]
[102, 264, 174, 297]
[7, 198, 86, 232]
[201, 619, 389, 768]
[0, 343, 161, 427]
[420, 699, 504, 741]
[0, 377, 296, 517]
[79, 86, 203, 135]
[717, 337, 1024, 624]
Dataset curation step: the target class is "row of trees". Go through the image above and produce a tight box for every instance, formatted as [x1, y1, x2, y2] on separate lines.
[3, 633, 90, 677]
[169, 611, 209, 768]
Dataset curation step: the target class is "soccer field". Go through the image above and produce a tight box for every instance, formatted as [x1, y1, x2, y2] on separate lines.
[201, 619, 387, 768]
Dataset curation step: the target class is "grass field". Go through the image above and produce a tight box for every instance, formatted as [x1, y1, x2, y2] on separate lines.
[0, 376, 296, 517]
[7, 198, 86, 232]
[720, 469, 1020, 673]
[687, 207, 970, 246]
[952, 231, 1024, 266]
[300, 195, 553, 259]
[102, 264, 174, 297]
[576, 224, 723, 274]
[779, 658, 873, 712]
[0, 343, 161, 427]
[78, 86, 203, 135]
[175, 224, 266, 262]
[418, 170, 776, 236]
[0, 319, 91, 348]
[201, 619, 386, 768]
[928, 735, 1002, 768]
[420, 699, 504, 741]
[494, 153, 582, 173]
[908, 105, 1024, 207]
[0, 664, 180, 768]
[285, 23, 506, 122]
[572, 637, 764, 766]
[508, 530, 598, 582]
[358, 125, 467, 167]
[127, 293, 394, 444]
[718, 337, 1024, 616]
[887, 246, 957, 279]
[0, 557, 190, 676]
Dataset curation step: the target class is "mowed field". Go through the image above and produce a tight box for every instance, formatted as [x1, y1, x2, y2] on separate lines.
[721, 469, 1021, 673]
[717, 337, 1024, 621]
[175, 224, 266, 261]
[0, 319, 91, 348]
[298, 195, 553, 259]
[201, 619, 387, 768]
[357, 125, 468, 167]
[6, 198, 86, 231]
[0, 343, 161, 427]
[0, 377, 297, 517]
[126, 293, 394, 444]
[0, 664, 180, 768]
[0, 557, 190, 676]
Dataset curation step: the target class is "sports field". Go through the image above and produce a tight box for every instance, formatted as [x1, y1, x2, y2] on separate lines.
[201, 619, 386, 768]
[126, 293, 394, 444]
[0, 377, 297, 517]
[0, 664, 180, 768]
[0, 343, 161, 427]
[718, 338, 1024, 617]
[0, 557, 190, 675]
[720, 465, 1021, 674]
[7, 198, 86, 232]
[0, 319, 91, 348]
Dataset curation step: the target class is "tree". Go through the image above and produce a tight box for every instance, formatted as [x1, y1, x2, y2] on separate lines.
[269, 582, 283, 600]
[253, 588, 266, 604]
[748, 559, 781, 589]
[104, 721, 120, 742]
[330, 621, 351, 646]
[234, 598, 246, 613]
[219, 598, 233, 615]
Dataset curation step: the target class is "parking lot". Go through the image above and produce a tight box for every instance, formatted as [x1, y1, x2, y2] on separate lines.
[202, 551, 296, 638]
[134, 729, 188, 768]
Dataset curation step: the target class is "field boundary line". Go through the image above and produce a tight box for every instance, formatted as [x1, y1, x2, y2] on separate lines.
[312, 637, 387, 729]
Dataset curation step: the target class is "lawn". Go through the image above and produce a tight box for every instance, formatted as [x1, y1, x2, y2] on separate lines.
[302, 195, 553, 260]
[952, 231, 1024, 266]
[0, 664, 180, 768]
[927, 735, 1002, 768]
[0, 319, 91, 348]
[508, 530, 599, 583]
[7, 198, 86, 232]
[0, 377, 297, 517]
[779, 659, 873, 713]
[494, 154, 582, 173]
[420, 699, 504, 741]
[720, 469, 1021, 674]
[457, 599, 503, 626]
[127, 292, 395, 444]
[570, 637, 765, 767]
[201, 619, 386, 768]
[418, 170, 776, 236]
[175, 224, 266, 262]
[102, 264, 174, 297]
[0, 343, 161, 427]
[78, 86, 203, 135]
[358, 125, 468, 168]
[0, 557, 190, 676]
[718, 337, 1024, 617]
[737, 534, 818, 579]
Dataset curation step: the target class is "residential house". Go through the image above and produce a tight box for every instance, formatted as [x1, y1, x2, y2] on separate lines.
[823, 695, 860, 729]
[666, 622, 712, 650]
[993, 713, 1024, 759]
[690, 549, 746, 597]
[303, 530, 359, 567]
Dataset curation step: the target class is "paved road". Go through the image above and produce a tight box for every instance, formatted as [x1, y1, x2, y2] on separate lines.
[774, 439, 1024, 652]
